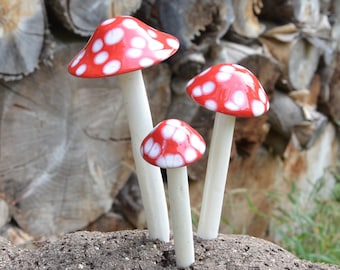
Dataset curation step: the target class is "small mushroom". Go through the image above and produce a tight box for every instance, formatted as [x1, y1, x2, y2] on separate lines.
[68, 16, 180, 242]
[140, 119, 206, 268]
[186, 63, 269, 240]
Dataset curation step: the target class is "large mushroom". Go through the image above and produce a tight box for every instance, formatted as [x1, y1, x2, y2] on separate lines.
[186, 63, 270, 240]
[68, 16, 180, 242]
[140, 119, 206, 268]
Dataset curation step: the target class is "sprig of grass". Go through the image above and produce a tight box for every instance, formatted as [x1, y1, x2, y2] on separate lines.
[271, 179, 340, 265]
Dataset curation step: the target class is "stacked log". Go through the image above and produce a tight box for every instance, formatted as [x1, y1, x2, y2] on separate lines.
[0, 0, 339, 241]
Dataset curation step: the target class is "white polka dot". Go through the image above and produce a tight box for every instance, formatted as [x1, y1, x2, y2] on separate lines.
[216, 71, 232, 82]
[101, 18, 116, 26]
[131, 37, 146, 48]
[220, 65, 235, 73]
[148, 39, 164, 50]
[184, 148, 197, 163]
[148, 142, 161, 158]
[70, 50, 85, 67]
[202, 81, 215, 95]
[232, 90, 246, 106]
[154, 50, 173, 60]
[94, 51, 109, 65]
[252, 100, 265, 116]
[266, 102, 270, 111]
[205, 100, 217, 111]
[147, 29, 158, 38]
[104, 28, 124, 45]
[166, 119, 181, 126]
[92, 39, 103, 53]
[190, 134, 206, 153]
[173, 129, 186, 143]
[224, 101, 239, 111]
[75, 64, 87, 76]
[166, 38, 179, 49]
[239, 71, 255, 89]
[192, 86, 202, 97]
[139, 58, 154, 67]
[122, 18, 139, 29]
[162, 125, 175, 139]
[103, 60, 121, 75]
[156, 154, 184, 168]
[126, 48, 142, 58]
[143, 138, 154, 154]
[258, 87, 267, 104]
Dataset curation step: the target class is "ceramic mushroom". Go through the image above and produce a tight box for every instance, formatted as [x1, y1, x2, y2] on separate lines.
[186, 63, 270, 240]
[140, 119, 206, 268]
[68, 16, 180, 242]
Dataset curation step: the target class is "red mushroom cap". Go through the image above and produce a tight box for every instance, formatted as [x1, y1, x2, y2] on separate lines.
[186, 63, 270, 117]
[140, 119, 206, 169]
[68, 16, 180, 78]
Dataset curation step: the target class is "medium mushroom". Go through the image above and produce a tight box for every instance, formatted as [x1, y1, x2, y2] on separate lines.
[68, 16, 180, 242]
[186, 63, 270, 240]
[140, 119, 206, 268]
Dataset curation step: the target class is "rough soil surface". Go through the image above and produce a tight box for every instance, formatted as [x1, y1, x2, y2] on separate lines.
[0, 230, 339, 270]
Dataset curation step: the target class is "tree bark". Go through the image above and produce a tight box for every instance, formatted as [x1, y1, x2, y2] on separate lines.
[46, 0, 141, 37]
[231, 0, 265, 38]
[0, 0, 50, 81]
[260, 0, 321, 26]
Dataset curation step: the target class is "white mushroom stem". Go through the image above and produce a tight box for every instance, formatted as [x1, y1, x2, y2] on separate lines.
[167, 167, 195, 268]
[118, 70, 170, 242]
[197, 112, 236, 240]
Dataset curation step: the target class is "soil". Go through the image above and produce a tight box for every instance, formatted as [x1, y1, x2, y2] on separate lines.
[0, 230, 339, 270]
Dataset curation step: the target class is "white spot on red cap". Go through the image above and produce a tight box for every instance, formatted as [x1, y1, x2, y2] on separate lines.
[215, 71, 232, 82]
[104, 28, 124, 45]
[70, 50, 85, 68]
[154, 50, 173, 60]
[202, 81, 215, 95]
[156, 154, 184, 168]
[131, 37, 146, 49]
[166, 38, 180, 49]
[92, 39, 103, 53]
[148, 39, 164, 50]
[147, 29, 157, 38]
[101, 18, 116, 26]
[192, 86, 202, 97]
[220, 64, 236, 73]
[148, 142, 161, 158]
[258, 87, 267, 104]
[162, 124, 175, 139]
[166, 119, 182, 126]
[126, 48, 143, 58]
[232, 90, 246, 106]
[76, 64, 87, 76]
[190, 134, 206, 154]
[252, 100, 265, 116]
[205, 100, 217, 111]
[103, 60, 121, 75]
[122, 18, 139, 29]
[224, 101, 239, 111]
[172, 129, 186, 143]
[94, 51, 109, 65]
[139, 58, 154, 67]
[184, 148, 198, 163]
[239, 71, 255, 89]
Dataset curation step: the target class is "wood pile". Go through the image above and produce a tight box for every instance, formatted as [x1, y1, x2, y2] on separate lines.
[0, 0, 339, 241]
